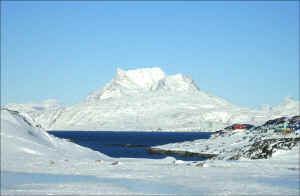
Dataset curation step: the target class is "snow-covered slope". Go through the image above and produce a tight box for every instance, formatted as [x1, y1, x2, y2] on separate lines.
[266, 96, 299, 117]
[5, 67, 300, 131]
[1, 108, 299, 195]
[5, 99, 65, 129]
[1, 109, 110, 166]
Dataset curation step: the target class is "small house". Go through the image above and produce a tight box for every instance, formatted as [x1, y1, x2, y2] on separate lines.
[233, 124, 246, 130]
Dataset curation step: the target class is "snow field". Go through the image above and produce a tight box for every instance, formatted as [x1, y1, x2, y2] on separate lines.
[1, 108, 299, 195]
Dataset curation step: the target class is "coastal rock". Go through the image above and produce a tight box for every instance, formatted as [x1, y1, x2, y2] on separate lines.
[229, 137, 300, 160]
[153, 116, 300, 161]
[147, 147, 217, 159]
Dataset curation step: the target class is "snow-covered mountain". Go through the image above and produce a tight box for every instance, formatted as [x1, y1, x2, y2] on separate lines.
[4, 67, 300, 131]
[6, 99, 66, 129]
[86, 67, 200, 102]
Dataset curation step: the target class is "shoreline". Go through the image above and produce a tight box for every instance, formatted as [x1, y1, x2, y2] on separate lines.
[48, 129, 213, 133]
[147, 147, 218, 159]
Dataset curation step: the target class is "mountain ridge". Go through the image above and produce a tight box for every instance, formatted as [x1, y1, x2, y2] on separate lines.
[5, 67, 300, 131]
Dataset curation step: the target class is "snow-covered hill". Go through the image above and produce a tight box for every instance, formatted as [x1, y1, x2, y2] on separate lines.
[151, 116, 300, 161]
[1, 109, 111, 172]
[6, 99, 66, 130]
[5, 67, 300, 131]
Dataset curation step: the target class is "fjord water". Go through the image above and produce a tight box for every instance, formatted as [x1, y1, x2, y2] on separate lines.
[48, 131, 212, 161]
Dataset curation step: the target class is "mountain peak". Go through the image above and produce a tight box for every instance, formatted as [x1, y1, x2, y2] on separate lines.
[86, 67, 200, 102]
[114, 67, 166, 89]
[267, 96, 299, 114]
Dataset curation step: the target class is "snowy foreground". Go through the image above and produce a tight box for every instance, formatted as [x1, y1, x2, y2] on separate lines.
[1, 109, 299, 195]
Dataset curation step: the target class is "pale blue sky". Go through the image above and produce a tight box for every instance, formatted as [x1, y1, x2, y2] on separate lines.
[1, 1, 299, 108]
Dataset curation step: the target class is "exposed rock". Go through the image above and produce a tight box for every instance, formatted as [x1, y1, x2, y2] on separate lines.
[154, 116, 300, 161]
[112, 161, 121, 165]
[195, 162, 205, 167]
[229, 137, 300, 160]
[147, 147, 217, 159]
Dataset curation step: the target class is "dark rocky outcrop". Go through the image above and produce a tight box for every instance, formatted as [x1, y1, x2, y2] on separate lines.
[147, 147, 217, 159]
[150, 116, 299, 161]
[229, 137, 300, 160]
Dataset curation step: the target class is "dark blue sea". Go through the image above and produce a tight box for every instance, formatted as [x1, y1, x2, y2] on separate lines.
[48, 131, 212, 161]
